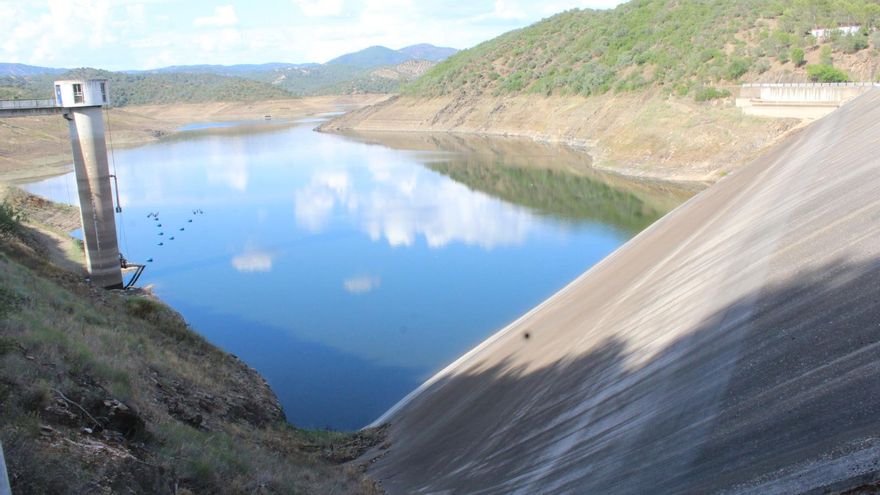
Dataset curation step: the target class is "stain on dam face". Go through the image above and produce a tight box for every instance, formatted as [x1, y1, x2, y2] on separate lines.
[366, 90, 880, 494]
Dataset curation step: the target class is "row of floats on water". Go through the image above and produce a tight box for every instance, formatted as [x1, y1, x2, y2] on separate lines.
[143, 209, 205, 262]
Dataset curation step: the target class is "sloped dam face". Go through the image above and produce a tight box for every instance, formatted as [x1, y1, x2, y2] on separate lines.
[369, 90, 880, 494]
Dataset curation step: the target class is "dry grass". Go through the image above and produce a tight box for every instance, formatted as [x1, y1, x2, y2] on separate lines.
[0, 219, 384, 494]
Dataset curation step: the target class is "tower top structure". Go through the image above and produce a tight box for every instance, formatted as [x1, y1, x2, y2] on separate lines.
[54, 79, 109, 108]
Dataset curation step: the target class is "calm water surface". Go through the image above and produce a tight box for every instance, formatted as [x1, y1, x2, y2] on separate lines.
[25, 119, 688, 429]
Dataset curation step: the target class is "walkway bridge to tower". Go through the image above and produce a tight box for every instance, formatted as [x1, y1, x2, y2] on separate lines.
[0, 98, 63, 118]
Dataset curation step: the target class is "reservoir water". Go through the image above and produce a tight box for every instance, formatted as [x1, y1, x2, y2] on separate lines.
[24, 119, 688, 430]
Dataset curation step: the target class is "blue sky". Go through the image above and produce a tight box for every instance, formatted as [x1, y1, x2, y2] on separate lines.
[1, 0, 625, 70]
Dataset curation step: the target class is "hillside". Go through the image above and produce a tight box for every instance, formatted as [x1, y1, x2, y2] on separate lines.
[0, 68, 294, 107]
[0, 187, 384, 493]
[325, 0, 880, 181]
[408, 0, 880, 98]
[0, 43, 458, 101]
[398, 44, 459, 62]
[327, 46, 414, 68]
[0, 63, 65, 78]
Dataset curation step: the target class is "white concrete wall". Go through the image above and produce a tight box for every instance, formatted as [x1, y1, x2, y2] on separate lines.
[54, 79, 109, 108]
[737, 83, 879, 119]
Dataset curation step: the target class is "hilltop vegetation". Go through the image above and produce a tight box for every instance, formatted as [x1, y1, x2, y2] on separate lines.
[0, 43, 458, 104]
[0, 69, 294, 107]
[407, 0, 880, 99]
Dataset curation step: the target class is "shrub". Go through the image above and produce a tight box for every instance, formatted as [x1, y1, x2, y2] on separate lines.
[819, 45, 833, 66]
[0, 202, 22, 237]
[806, 64, 850, 82]
[726, 57, 752, 80]
[694, 87, 732, 102]
[834, 31, 869, 54]
[791, 47, 806, 67]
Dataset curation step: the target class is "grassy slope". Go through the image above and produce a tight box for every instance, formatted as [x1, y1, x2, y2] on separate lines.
[0, 195, 383, 494]
[408, 0, 880, 98]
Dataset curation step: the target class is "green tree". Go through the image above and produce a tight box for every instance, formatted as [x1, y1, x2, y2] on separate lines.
[806, 64, 850, 82]
[791, 47, 806, 66]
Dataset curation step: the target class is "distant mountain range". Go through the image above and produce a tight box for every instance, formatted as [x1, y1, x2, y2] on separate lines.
[0, 44, 458, 99]
[125, 63, 319, 76]
[326, 44, 458, 68]
[0, 63, 66, 77]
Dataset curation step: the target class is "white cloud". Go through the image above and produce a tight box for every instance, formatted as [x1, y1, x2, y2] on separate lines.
[1, 0, 627, 69]
[231, 250, 274, 273]
[194, 5, 238, 27]
[493, 0, 527, 20]
[343, 275, 381, 294]
[293, 0, 344, 17]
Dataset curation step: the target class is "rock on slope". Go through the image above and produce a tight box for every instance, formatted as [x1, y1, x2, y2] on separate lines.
[364, 90, 880, 493]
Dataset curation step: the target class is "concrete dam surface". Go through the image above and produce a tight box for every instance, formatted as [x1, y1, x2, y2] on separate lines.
[367, 90, 880, 493]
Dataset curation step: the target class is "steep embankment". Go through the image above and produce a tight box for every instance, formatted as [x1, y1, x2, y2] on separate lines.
[362, 90, 880, 493]
[0, 191, 383, 493]
[326, 0, 880, 181]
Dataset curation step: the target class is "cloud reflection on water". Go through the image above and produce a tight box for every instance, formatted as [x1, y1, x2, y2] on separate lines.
[293, 159, 535, 249]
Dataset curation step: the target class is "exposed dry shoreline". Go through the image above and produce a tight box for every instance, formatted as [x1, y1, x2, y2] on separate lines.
[321, 92, 805, 183]
[0, 94, 389, 184]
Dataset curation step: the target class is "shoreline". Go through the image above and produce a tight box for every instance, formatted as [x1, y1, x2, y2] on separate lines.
[320, 92, 806, 184]
[0, 94, 390, 184]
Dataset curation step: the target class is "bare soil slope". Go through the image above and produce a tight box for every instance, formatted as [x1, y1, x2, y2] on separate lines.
[322, 92, 800, 182]
[364, 91, 880, 493]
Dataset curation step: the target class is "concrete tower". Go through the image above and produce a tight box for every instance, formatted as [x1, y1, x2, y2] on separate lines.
[54, 79, 123, 289]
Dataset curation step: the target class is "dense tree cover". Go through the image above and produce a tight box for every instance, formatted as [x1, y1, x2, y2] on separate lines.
[0, 64, 424, 102]
[0, 68, 294, 106]
[405, 0, 880, 98]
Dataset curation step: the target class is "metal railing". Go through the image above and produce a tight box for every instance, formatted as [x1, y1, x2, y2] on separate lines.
[0, 98, 58, 110]
[742, 82, 880, 88]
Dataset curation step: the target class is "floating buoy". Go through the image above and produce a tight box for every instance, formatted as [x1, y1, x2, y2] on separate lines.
[158, 232, 163, 236]
[158, 242, 164, 246]
[157, 223, 162, 227]
[187, 219, 192, 223]
[147, 258, 153, 263]
[169, 236, 175, 240]
[179, 227, 185, 231]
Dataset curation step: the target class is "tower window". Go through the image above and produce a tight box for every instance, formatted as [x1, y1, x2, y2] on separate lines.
[73, 83, 84, 103]
[100, 82, 107, 103]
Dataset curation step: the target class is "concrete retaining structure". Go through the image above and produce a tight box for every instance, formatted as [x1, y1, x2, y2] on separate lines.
[65, 105, 123, 289]
[366, 90, 880, 493]
[736, 82, 879, 119]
